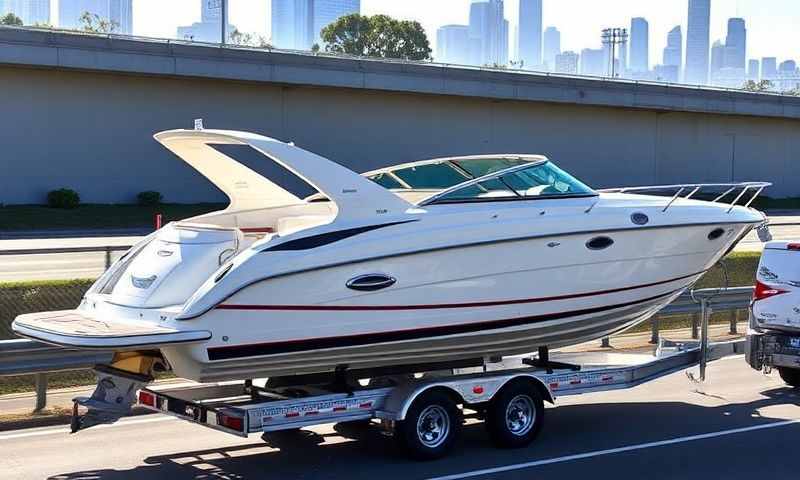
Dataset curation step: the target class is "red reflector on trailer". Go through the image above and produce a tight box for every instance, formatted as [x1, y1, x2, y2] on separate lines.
[359, 402, 373, 409]
[285, 412, 300, 418]
[218, 413, 244, 431]
[754, 280, 790, 302]
[138, 391, 155, 407]
[472, 386, 485, 394]
[333, 406, 347, 412]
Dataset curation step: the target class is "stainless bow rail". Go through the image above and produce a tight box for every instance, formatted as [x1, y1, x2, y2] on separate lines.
[599, 182, 772, 213]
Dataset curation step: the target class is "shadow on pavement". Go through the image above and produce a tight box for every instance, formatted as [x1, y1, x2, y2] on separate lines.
[46, 386, 800, 480]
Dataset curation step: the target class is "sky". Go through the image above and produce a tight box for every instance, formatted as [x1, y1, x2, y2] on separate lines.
[55, 0, 800, 66]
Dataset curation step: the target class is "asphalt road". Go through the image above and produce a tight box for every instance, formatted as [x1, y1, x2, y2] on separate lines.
[0, 218, 799, 282]
[1, 356, 798, 479]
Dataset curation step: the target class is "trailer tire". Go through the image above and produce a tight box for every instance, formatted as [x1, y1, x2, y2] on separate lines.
[394, 390, 461, 461]
[778, 367, 800, 387]
[485, 381, 544, 449]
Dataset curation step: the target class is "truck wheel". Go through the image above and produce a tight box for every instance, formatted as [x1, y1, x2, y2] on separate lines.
[485, 381, 544, 449]
[778, 367, 800, 387]
[395, 390, 461, 461]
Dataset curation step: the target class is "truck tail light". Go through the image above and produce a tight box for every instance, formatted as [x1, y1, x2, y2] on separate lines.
[753, 280, 789, 302]
[217, 413, 244, 431]
[138, 390, 155, 408]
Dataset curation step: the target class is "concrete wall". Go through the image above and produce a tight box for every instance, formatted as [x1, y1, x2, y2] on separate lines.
[0, 29, 798, 203]
[1, 66, 799, 204]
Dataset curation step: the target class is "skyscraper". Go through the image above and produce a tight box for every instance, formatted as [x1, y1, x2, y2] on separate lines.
[436, 25, 470, 64]
[177, 0, 234, 43]
[272, 0, 314, 50]
[487, 0, 508, 66]
[685, 0, 711, 85]
[580, 48, 605, 76]
[468, 0, 508, 66]
[663, 26, 682, 71]
[724, 18, 746, 71]
[762, 57, 778, 81]
[59, 0, 132, 34]
[0, 0, 51, 25]
[555, 51, 578, 74]
[468, 1, 489, 65]
[517, 0, 542, 68]
[709, 39, 724, 83]
[313, 0, 360, 47]
[747, 59, 759, 81]
[542, 26, 560, 71]
[629, 17, 649, 73]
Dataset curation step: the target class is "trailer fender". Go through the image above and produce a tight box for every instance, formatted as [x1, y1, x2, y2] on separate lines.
[380, 373, 554, 422]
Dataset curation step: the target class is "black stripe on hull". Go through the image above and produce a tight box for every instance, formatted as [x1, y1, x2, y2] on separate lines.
[207, 289, 678, 361]
[261, 220, 415, 252]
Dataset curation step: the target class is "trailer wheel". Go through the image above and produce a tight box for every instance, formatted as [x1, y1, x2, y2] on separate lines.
[778, 367, 800, 387]
[485, 381, 544, 448]
[395, 390, 461, 460]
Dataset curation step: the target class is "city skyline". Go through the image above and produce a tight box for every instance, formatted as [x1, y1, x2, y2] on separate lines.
[4, 1, 800, 85]
[4, 1, 799, 64]
[124, 0, 800, 66]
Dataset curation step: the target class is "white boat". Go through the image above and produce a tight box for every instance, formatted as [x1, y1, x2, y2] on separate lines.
[13, 128, 768, 387]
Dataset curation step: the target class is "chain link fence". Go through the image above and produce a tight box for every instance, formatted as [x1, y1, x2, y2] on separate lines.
[0, 280, 94, 339]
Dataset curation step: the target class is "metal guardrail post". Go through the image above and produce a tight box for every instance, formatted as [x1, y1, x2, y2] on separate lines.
[104, 247, 112, 270]
[34, 373, 47, 412]
[729, 309, 739, 335]
[601, 337, 610, 348]
[691, 313, 700, 340]
[699, 299, 711, 382]
[650, 316, 659, 344]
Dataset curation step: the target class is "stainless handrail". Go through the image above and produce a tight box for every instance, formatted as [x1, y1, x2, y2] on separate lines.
[598, 182, 772, 213]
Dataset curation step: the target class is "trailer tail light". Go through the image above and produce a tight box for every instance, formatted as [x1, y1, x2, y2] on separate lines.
[753, 280, 789, 302]
[217, 413, 244, 432]
[138, 390, 155, 408]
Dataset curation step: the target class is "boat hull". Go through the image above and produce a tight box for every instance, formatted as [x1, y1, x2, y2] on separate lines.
[161, 221, 753, 382]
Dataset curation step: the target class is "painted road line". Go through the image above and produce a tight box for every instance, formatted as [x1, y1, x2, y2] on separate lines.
[427, 420, 800, 480]
[0, 415, 177, 441]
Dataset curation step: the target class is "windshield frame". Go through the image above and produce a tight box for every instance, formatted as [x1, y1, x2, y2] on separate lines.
[418, 160, 598, 206]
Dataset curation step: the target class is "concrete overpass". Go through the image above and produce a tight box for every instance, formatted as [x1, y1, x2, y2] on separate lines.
[0, 27, 798, 204]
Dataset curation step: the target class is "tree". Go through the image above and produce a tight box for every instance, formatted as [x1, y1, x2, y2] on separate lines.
[742, 79, 773, 92]
[1, 13, 23, 26]
[228, 28, 272, 49]
[320, 14, 432, 61]
[79, 11, 118, 34]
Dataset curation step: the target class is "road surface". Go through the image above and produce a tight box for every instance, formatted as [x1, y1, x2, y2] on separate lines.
[1, 356, 798, 479]
[0, 216, 798, 282]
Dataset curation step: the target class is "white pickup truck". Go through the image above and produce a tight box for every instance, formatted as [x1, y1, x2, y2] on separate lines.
[746, 241, 800, 386]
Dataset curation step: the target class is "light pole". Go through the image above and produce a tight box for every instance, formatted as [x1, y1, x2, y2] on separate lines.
[601, 27, 628, 78]
[220, 0, 227, 44]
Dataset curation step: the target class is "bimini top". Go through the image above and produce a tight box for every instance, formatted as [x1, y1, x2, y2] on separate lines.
[154, 129, 414, 223]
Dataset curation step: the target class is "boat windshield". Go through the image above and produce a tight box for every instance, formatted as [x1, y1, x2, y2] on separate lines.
[420, 161, 596, 205]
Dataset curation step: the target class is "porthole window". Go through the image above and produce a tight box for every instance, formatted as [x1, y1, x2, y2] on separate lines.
[586, 236, 614, 250]
[708, 228, 725, 241]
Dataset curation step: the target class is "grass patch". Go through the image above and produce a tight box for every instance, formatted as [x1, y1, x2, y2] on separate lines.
[0, 371, 97, 396]
[0, 370, 176, 396]
[0, 203, 226, 231]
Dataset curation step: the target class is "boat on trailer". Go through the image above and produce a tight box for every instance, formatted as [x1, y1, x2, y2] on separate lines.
[12, 126, 768, 430]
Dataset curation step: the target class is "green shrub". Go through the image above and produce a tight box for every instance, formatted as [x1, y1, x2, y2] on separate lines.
[137, 191, 163, 206]
[46, 189, 80, 209]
